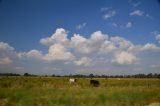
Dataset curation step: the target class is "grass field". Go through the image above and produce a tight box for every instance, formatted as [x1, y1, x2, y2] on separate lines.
[0, 76, 160, 106]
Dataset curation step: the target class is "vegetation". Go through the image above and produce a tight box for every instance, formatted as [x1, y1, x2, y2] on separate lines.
[1, 72, 160, 78]
[0, 76, 160, 106]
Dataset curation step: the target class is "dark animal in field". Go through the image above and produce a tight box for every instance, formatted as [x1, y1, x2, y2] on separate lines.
[90, 80, 100, 87]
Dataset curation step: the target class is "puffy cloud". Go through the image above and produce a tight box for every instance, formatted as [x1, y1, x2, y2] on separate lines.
[90, 31, 108, 52]
[112, 51, 137, 64]
[155, 32, 160, 43]
[100, 41, 117, 53]
[152, 31, 160, 43]
[155, 34, 160, 43]
[110, 36, 133, 49]
[27, 50, 42, 58]
[71, 34, 87, 46]
[1, 28, 160, 74]
[71, 31, 108, 54]
[90, 31, 108, 42]
[0, 57, 12, 65]
[0, 42, 14, 51]
[17, 50, 43, 60]
[76, 23, 86, 30]
[0, 42, 17, 65]
[141, 43, 160, 52]
[71, 34, 92, 54]
[126, 22, 132, 28]
[130, 10, 144, 16]
[74, 57, 92, 66]
[128, 43, 160, 53]
[44, 44, 75, 62]
[40, 28, 69, 46]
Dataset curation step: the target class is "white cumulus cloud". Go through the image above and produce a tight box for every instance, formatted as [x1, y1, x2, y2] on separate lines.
[40, 28, 69, 46]
[1, 28, 160, 74]
[110, 36, 133, 49]
[0, 57, 12, 65]
[0, 42, 14, 51]
[74, 57, 92, 66]
[90, 31, 108, 42]
[141, 43, 160, 52]
[44, 44, 75, 62]
[113, 51, 137, 64]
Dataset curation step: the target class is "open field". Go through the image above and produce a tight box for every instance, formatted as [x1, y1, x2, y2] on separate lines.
[0, 76, 160, 106]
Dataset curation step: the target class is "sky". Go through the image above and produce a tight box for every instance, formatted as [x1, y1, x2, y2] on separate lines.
[0, 0, 160, 75]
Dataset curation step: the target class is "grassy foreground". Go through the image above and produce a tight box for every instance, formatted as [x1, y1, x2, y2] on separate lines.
[0, 77, 160, 106]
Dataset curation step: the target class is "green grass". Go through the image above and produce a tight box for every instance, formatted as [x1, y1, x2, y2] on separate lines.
[0, 76, 160, 106]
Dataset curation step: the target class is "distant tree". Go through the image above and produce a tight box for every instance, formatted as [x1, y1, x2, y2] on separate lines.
[52, 74, 55, 77]
[24, 73, 29, 76]
[147, 73, 153, 78]
[0, 73, 20, 76]
[89, 74, 94, 78]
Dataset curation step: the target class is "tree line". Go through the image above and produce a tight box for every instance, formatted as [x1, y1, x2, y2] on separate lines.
[0, 73, 160, 78]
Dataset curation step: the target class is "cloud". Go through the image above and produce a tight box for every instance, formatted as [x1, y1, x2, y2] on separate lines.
[90, 31, 108, 42]
[141, 43, 160, 52]
[0, 57, 12, 65]
[71, 31, 108, 54]
[129, 0, 141, 8]
[17, 49, 43, 60]
[146, 14, 153, 19]
[130, 10, 153, 19]
[100, 40, 117, 53]
[99, 35, 133, 53]
[103, 10, 116, 20]
[111, 22, 132, 28]
[76, 23, 86, 30]
[156, 34, 160, 43]
[100, 7, 111, 12]
[126, 22, 132, 28]
[25, 50, 43, 60]
[0, 42, 14, 51]
[128, 43, 160, 53]
[44, 44, 75, 62]
[152, 31, 160, 43]
[0, 42, 17, 64]
[74, 57, 92, 66]
[112, 22, 118, 27]
[112, 51, 137, 64]
[130, 10, 144, 16]
[1, 28, 160, 74]
[101, 7, 116, 20]
[40, 28, 69, 46]
[71, 34, 92, 54]
[110, 36, 133, 49]
[71, 34, 87, 46]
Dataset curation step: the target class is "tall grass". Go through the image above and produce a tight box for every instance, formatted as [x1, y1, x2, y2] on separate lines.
[0, 76, 160, 106]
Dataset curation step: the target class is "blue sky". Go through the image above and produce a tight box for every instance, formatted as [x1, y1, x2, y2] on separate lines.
[0, 0, 160, 75]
